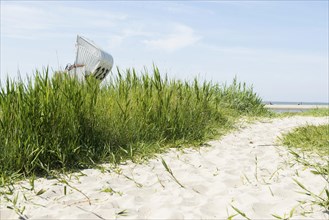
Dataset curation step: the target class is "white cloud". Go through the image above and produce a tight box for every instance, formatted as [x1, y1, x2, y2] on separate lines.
[1, 4, 56, 38]
[107, 27, 153, 48]
[1, 3, 127, 39]
[1, 2, 201, 53]
[143, 24, 201, 52]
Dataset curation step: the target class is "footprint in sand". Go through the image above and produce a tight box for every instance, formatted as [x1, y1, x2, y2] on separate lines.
[191, 184, 209, 194]
[139, 205, 183, 219]
[199, 199, 228, 218]
[223, 177, 244, 188]
[252, 202, 276, 217]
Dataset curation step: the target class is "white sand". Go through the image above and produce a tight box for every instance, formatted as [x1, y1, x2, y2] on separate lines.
[1, 116, 329, 219]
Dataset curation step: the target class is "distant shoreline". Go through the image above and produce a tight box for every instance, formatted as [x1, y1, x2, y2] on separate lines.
[263, 101, 329, 106]
[263, 101, 329, 113]
[265, 104, 328, 110]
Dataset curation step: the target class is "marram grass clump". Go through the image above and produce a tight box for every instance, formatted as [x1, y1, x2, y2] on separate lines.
[281, 124, 329, 212]
[282, 124, 329, 156]
[0, 67, 267, 177]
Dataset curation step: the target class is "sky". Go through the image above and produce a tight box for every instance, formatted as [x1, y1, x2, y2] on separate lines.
[1, 1, 328, 103]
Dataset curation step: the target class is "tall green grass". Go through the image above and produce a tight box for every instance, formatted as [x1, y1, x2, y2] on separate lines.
[0, 66, 267, 177]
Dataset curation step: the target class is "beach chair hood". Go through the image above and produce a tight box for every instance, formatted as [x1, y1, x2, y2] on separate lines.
[69, 35, 113, 81]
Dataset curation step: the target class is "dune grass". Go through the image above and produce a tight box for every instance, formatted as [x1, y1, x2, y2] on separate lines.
[282, 124, 329, 156]
[281, 124, 328, 183]
[298, 108, 329, 117]
[281, 124, 329, 212]
[0, 66, 267, 180]
[271, 108, 329, 118]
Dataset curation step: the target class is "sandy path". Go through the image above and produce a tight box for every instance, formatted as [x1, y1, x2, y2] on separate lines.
[1, 116, 328, 219]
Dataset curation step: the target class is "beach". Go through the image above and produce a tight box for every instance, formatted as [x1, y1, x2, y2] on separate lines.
[1, 116, 328, 219]
[265, 104, 329, 111]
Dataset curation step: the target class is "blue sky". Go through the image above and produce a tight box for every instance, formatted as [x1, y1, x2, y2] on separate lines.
[1, 1, 328, 102]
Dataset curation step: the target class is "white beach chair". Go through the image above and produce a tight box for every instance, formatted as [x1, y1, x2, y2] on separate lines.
[66, 35, 113, 81]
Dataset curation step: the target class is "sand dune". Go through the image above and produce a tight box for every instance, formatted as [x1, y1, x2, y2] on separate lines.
[1, 116, 328, 219]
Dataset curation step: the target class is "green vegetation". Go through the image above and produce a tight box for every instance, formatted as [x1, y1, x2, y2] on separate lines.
[282, 125, 329, 156]
[281, 125, 329, 212]
[0, 66, 267, 179]
[230, 205, 251, 220]
[161, 157, 185, 188]
[298, 108, 329, 117]
[272, 108, 329, 118]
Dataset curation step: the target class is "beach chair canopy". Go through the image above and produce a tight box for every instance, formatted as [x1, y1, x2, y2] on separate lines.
[67, 35, 113, 81]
